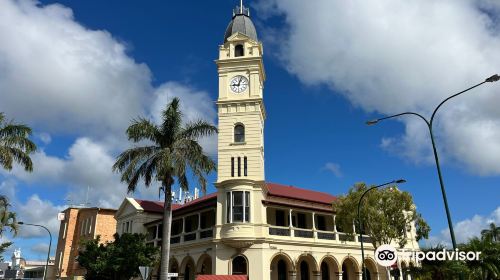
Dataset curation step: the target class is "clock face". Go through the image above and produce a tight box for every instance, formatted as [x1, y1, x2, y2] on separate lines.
[230, 75, 248, 93]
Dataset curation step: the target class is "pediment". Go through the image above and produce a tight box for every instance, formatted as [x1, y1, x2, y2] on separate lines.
[115, 197, 143, 219]
[226, 32, 256, 44]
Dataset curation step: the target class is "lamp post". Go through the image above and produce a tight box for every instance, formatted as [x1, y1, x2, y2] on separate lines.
[366, 74, 499, 253]
[358, 179, 407, 280]
[18, 222, 52, 280]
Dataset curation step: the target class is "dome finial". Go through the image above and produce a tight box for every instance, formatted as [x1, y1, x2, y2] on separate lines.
[233, 0, 250, 17]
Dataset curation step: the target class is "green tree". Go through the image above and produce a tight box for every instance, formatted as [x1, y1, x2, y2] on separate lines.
[410, 245, 469, 280]
[0, 112, 35, 260]
[0, 195, 18, 261]
[481, 223, 500, 243]
[78, 233, 159, 280]
[0, 112, 37, 172]
[112, 98, 217, 280]
[333, 183, 430, 249]
[460, 237, 500, 280]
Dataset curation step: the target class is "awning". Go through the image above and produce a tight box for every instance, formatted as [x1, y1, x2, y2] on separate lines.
[196, 275, 248, 280]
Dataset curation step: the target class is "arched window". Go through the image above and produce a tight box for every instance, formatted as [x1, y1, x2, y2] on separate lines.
[300, 261, 309, 280]
[321, 262, 329, 280]
[235, 44, 244, 57]
[278, 260, 287, 280]
[232, 256, 247, 275]
[234, 124, 245, 143]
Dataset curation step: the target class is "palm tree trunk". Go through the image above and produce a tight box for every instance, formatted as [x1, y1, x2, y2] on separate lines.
[159, 180, 173, 280]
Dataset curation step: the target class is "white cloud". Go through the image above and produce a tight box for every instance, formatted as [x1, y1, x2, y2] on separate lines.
[152, 82, 218, 155]
[323, 162, 343, 178]
[256, 0, 500, 175]
[0, 0, 217, 207]
[31, 243, 49, 255]
[0, 0, 152, 143]
[424, 206, 500, 247]
[16, 195, 63, 238]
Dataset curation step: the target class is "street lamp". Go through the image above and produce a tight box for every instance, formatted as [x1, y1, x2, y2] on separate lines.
[18, 222, 52, 280]
[358, 179, 407, 280]
[365, 74, 499, 253]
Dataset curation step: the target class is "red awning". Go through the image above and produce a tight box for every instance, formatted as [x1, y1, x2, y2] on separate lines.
[196, 275, 248, 280]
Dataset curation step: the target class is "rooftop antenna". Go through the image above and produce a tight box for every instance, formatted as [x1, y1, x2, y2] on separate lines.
[85, 186, 90, 206]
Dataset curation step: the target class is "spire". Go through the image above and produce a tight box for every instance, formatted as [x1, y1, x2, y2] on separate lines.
[233, 0, 250, 17]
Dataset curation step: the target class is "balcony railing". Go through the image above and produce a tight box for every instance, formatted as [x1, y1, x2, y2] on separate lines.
[317, 231, 336, 240]
[171, 235, 181, 244]
[358, 235, 372, 243]
[294, 229, 314, 238]
[200, 228, 213, 239]
[269, 226, 290, 236]
[338, 233, 355, 242]
[183, 232, 197, 242]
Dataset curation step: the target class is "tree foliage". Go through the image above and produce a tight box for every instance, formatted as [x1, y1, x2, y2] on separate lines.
[332, 182, 430, 248]
[412, 227, 500, 280]
[481, 222, 499, 243]
[0, 195, 17, 263]
[0, 112, 37, 172]
[78, 233, 159, 280]
[112, 97, 217, 280]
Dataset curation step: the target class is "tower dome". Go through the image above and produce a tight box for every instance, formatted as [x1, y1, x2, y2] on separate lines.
[223, 5, 258, 42]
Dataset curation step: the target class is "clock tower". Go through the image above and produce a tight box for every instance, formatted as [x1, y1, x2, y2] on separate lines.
[216, 4, 265, 184]
[214, 3, 267, 251]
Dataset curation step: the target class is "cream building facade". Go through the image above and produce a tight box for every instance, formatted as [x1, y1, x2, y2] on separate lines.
[115, 4, 420, 280]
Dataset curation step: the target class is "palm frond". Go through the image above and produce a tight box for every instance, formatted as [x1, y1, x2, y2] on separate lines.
[180, 120, 218, 139]
[6, 147, 33, 172]
[126, 118, 161, 143]
[160, 98, 183, 144]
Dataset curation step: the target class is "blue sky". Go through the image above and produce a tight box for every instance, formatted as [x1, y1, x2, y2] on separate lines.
[0, 0, 499, 260]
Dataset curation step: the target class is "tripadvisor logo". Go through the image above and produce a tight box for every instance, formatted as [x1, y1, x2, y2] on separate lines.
[375, 244, 482, 266]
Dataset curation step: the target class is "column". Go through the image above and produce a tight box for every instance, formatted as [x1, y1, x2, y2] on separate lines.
[182, 216, 186, 242]
[289, 209, 294, 237]
[336, 272, 343, 279]
[357, 272, 363, 280]
[197, 213, 201, 239]
[288, 270, 297, 280]
[312, 271, 321, 280]
[312, 212, 317, 239]
[333, 215, 338, 240]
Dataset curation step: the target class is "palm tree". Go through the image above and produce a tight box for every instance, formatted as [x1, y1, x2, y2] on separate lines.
[461, 237, 500, 280]
[0, 112, 36, 172]
[113, 98, 217, 280]
[481, 223, 500, 242]
[0, 195, 18, 236]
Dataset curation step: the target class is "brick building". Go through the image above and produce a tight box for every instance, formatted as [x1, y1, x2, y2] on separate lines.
[53, 207, 117, 280]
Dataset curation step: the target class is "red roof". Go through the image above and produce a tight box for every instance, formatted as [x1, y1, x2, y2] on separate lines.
[266, 182, 337, 204]
[196, 276, 247, 280]
[135, 182, 336, 213]
[135, 192, 217, 213]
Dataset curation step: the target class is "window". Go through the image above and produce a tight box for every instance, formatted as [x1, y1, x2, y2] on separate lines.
[237, 157, 241, 177]
[88, 217, 93, 234]
[62, 222, 67, 239]
[317, 216, 326, 231]
[235, 44, 244, 57]
[276, 210, 285, 227]
[233, 191, 243, 222]
[244, 157, 247, 176]
[297, 213, 306, 229]
[226, 192, 231, 223]
[234, 124, 245, 143]
[231, 157, 235, 177]
[244, 192, 250, 222]
[226, 191, 250, 223]
[232, 256, 247, 275]
[172, 219, 182, 235]
[185, 215, 198, 232]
